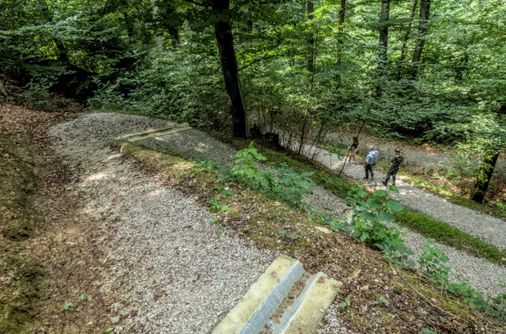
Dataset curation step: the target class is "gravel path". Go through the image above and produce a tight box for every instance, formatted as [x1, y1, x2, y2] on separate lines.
[326, 131, 449, 168]
[303, 168, 506, 299]
[294, 142, 506, 251]
[131, 124, 506, 299]
[327, 130, 506, 202]
[47, 113, 504, 332]
[49, 113, 275, 333]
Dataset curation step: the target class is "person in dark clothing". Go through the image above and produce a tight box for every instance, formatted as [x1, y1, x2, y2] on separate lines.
[347, 136, 359, 163]
[382, 148, 404, 186]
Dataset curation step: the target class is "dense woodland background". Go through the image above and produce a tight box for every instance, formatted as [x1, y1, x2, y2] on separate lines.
[0, 0, 505, 202]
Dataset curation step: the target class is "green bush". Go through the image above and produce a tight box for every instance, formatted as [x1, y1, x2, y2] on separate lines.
[231, 143, 315, 208]
[419, 241, 450, 289]
[345, 187, 412, 266]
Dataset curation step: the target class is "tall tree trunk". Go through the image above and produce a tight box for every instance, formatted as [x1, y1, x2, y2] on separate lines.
[397, 0, 418, 79]
[307, 0, 316, 83]
[376, 0, 390, 95]
[336, 0, 347, 85]
[169, 27, 180, 49]
[150, 0, 163, 51]
[471, 150, 500, 203]
[411, 0, 431, 79]
[212, 0, 247, 138]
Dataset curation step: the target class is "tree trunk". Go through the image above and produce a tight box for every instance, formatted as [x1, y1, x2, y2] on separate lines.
[212, 0, 247, 138]
[397, 0, 418, 79]
[471, 150, 500, 203]
[411, 0, 431, 79]
[376, 0, 390, 95]
[307, 1, 316, 80]
[335, 0, 347, 85]
[0, 80, 7, 97]
[150, 0, 163, 50]
[169, 27, 180, 49]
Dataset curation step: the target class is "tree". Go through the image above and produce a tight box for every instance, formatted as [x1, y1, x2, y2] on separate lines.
[397, 0, 418, 79]
[411, 0, 431, 79]
[376, 0, 390, 95]
[212, 0, 247, 138]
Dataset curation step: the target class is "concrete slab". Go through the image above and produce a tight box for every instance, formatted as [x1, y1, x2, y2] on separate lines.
[213, 255, 304, 334]
[273, 272, 342, 334]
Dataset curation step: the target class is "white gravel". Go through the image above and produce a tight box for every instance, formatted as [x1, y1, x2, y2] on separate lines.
[137, 129, 237, 166]
[341, 163, 506, 251]
[303, 186, 348, 218]
[47, 113, 506, 332]
[400, 226, 506, 300]
[293, 142, 506, 251]
[49, 113, 274, 333]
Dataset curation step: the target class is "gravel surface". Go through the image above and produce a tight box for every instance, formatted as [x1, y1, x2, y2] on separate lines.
[303, 186, 348, 218]
[294, 142, 506, 251]
[327, 130, 506, 202]
[399, 226, 506, 300]
[341, 162, 506, 251]
[289, 143, 506, 299]
[326, 131, 449, 168]
[47, 113, 505, 332]
[49, 113, 275, 333]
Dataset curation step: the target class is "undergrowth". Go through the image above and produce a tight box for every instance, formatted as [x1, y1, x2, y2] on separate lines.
[118, 140, 506, 326]
[258, 148, 506, 266]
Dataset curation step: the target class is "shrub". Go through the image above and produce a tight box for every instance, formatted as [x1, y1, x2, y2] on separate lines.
[345, 187, 412, 266]
[231, 143, 315, 208]
[419, 241, 450, 289]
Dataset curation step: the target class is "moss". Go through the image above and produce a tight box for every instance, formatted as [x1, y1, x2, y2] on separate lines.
[395, 209, 506, 266]
[0, 132, 42, 334]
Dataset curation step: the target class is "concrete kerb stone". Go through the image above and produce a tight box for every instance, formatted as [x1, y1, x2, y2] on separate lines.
[212, 255, 304, 334]
[115, 122, 191, 142]
[273, 272, 342, 334]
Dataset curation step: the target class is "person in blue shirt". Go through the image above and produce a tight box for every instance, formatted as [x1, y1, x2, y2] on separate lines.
[364, 146, 379, 180]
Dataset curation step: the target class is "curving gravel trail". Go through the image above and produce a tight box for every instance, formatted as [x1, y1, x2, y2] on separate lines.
[49, 113, 275, 333]
[293, 142, 506, 251]
[302, 170, 506, 300]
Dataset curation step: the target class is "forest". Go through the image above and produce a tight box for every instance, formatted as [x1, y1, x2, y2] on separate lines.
[0, 0, 505, 333]
[1, 0, 505, 202]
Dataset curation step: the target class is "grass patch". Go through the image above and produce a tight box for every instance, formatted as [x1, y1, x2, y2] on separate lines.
[395, 209, 506, 265]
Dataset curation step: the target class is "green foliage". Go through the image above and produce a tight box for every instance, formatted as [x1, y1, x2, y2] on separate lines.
[231, 142, 270, 190]
[372, 295, 390, 307]
[63, 301, 76, 312]
[346, 187, 412, 266]
[394, 209, 506, 266]
[419, 241, 450, 289]
[417, 241, 506, 320]
[231, 143, 315, 208]
[339, 295, 351, 310]
[448, 282, 506, 320]
[22, 79, 53, 110]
